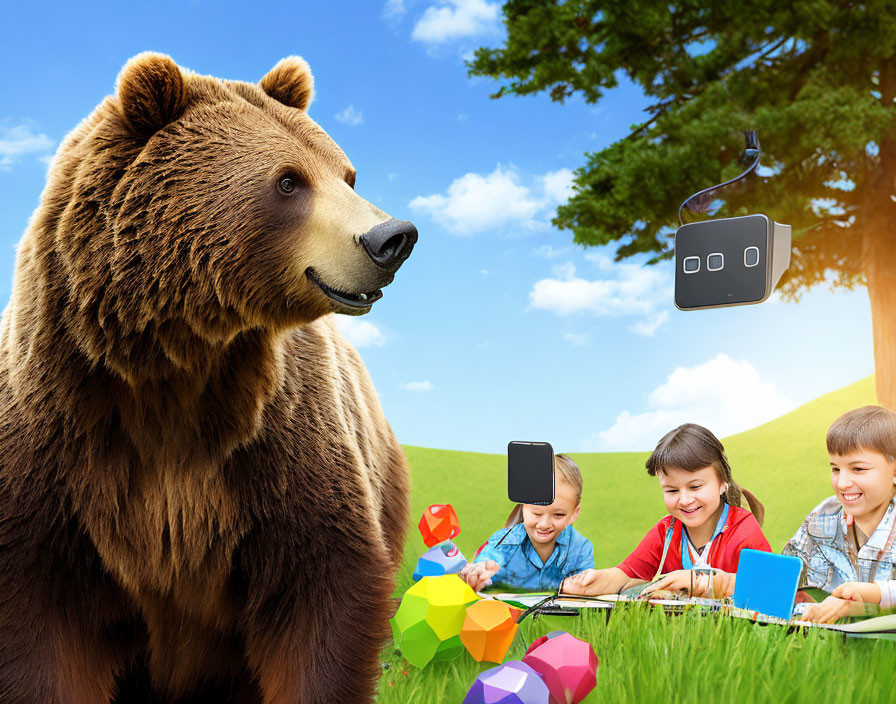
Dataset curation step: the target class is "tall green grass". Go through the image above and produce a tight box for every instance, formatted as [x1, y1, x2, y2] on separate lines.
[381, 376, 889, 702]
[378, 606, 896, 703]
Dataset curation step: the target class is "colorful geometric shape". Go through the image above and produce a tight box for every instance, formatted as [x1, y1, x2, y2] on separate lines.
[462, 661, 551, 704]
[390, 574, 479, 668]
[419, 503, 461, 547]
[523, 630, 566, 658]
[461, 599, 520, 663]
[412, 540, 467, 581]
[522, 632, 598, 704]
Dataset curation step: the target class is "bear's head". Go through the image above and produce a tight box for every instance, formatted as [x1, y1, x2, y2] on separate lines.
[38, 53, 415, 377]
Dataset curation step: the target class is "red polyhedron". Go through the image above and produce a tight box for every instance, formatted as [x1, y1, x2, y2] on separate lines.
[418, 503, 461, 547]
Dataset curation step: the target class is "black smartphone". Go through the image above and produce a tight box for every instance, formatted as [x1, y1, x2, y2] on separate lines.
[507, 441, 554, 505]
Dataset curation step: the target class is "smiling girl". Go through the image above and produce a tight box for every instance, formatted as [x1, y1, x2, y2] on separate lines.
[459, 454, 594, 591]
[563, 424, 770, 598]
[783, 406, 896, 623]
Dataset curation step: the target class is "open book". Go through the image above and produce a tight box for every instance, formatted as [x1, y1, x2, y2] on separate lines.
[487, 586, 896, 636]
[727, 607, 896, 635]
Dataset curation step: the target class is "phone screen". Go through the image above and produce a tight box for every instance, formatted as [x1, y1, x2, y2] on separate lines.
[507, 441, 554, 505]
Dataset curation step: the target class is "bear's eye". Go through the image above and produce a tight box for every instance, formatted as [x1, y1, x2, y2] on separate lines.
[345, 170, 357, 190]
[278, 175, 299, 194]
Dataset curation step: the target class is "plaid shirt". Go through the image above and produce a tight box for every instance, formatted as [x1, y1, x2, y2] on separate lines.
[782, 494, 896, 606]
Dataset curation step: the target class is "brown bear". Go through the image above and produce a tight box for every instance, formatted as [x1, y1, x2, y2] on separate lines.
[0, 53, 416, 704]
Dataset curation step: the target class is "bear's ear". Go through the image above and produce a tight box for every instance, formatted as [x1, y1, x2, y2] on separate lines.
[116, 52, 188, 137]
[260, 57, 315, 112]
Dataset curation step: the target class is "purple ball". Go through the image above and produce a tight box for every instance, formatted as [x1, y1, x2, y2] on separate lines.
[462, 661, 550, 704]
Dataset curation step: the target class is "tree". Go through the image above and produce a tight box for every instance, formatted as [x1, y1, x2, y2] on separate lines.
[469, 1, 896, 405]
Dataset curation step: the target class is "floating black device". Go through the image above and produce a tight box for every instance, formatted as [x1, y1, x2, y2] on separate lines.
[674, 131, 791, 310]
[507, 441, 554, 505]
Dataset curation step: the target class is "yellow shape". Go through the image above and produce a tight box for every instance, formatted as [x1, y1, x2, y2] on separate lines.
[393, 575, 480, 667]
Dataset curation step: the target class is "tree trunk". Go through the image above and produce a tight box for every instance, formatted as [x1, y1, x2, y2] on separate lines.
[865, 223, 896, 409]
[863, 59, 896, 409]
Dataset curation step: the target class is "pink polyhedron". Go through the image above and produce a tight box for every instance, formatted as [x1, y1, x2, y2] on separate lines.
[522, 632, 598, 704]
[523, 630, 566, 658]
[418, 503, 461, 547]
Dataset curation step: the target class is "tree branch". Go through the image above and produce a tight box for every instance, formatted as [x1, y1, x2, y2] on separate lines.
[624, 98, 676, 141]
[756, 36, 791, 65]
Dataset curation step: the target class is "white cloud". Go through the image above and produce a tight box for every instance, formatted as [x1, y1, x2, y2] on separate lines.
[409, 165, 543, 235]
[587, 354, 795, 451]
[411, 0, 500, 44]
[531, 245, 570, 259]
[401, 380, 434, 392]
[583, 252, 615, 270]
[382, 0, 406, 20]
[0, 124, 54, 169]
[332, 317, 386, 348]
[542, 168, 575, 203]
[629, 311, 669, 337]
[551, 261, 576, 280]
[334, 105, 363, 126]
[528, 260, 673, 336]
[409, 164, 580, 236]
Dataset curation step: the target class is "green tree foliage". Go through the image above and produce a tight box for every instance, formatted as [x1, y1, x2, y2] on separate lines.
[468, 1, 896, 298]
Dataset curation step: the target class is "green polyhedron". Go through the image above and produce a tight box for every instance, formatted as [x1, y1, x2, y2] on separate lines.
[390, 574, 479, 668]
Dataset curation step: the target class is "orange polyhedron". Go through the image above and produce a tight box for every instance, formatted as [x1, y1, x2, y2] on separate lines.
[460, 599, 519, 663]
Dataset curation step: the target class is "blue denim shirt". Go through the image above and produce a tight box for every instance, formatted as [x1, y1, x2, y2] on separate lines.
[474, 523, 594, 591]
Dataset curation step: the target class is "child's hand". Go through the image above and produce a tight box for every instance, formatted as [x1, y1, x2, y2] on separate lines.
[831, 581, 882, 604]
[641, 569, 734, 598]
[560, 569, 597, 594]
[800, 595, 858, 624]
[642, 570, 701, 597]
[459, 560, 500, 591]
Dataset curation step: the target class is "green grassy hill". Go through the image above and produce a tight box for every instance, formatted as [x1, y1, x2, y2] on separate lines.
[399, 375, 876, 584]
[380, 375, 893, 704]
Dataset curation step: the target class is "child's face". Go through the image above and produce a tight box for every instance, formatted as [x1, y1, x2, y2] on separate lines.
[658, 465, 725, 530]
[521, 481, 580, 547]
[829, 448, 896, 520]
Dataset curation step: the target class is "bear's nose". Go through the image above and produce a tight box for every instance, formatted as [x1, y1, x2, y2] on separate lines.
[359, 219, 418, 272]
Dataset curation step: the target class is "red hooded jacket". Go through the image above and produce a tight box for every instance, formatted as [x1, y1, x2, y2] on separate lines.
[618, 505, 771, 580]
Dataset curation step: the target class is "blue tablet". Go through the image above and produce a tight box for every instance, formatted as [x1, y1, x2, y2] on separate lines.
[733, 549, 802, 620]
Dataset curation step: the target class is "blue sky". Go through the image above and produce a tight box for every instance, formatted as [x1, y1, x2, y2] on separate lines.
[0, 0, 875, 454]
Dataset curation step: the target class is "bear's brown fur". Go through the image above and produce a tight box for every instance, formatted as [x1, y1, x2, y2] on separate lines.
[0, 53, 414, 704]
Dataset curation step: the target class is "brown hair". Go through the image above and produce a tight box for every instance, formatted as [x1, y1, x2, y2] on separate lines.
[504, 454, 583, 528]
[645, 423, 765, 526]
[827, 405, 896, 460]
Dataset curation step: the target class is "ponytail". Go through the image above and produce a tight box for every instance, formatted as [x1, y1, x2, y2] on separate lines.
[503, 504, 524, 529]
[729, 486, 765, 527]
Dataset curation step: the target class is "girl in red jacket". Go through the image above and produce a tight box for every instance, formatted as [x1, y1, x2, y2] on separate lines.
[563, 423, 770, 598]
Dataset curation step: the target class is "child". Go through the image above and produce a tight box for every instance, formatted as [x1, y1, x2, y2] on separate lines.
[459, 454, 594, 591]
[563, 423, 770, 598]
[783, 406, 896, 623]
